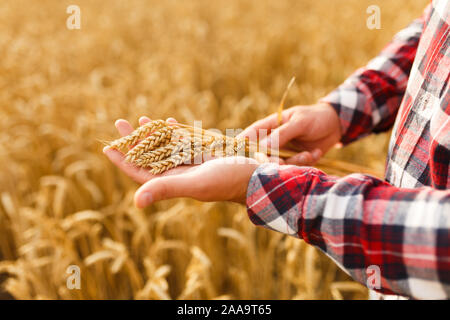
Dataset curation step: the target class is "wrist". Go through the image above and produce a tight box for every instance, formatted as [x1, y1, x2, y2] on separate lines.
[230, 162, 260, 204]
[317, 101, 343, 141]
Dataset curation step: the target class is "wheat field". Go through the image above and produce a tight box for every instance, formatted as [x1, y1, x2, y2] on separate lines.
[0, 0, 428, 299]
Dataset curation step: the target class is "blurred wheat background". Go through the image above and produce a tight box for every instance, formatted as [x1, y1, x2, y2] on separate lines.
[0, 0, 428, 299]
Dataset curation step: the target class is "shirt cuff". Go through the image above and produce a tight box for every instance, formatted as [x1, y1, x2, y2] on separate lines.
[245, 163, 304, 238]
[319, 90, 353, 145]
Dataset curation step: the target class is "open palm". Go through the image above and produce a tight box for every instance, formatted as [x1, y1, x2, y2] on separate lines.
[103, 117, 259, 208]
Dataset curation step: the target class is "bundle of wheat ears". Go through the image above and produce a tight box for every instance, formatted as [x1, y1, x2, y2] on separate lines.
[107, 119, 382, 177]
[108, 119, 268, 174]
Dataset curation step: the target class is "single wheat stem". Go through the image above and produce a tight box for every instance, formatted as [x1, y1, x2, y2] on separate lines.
[125, 126, 174, 163]
[108, 119, 166, 151]
[277, 77, 296, 126]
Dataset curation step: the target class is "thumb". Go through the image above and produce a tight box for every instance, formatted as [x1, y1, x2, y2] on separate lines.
[263, 121, 302, 149]
[134, 175, 194, 208]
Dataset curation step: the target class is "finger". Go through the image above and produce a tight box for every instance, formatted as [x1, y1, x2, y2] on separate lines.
[262, 122, 301, 149]
[311, 148, 322, 162]
[139, 116, 152, 126]
[115, 119, 134, 137]
[285, 151, 315, 166]
[238, 113, 279, 140]
[134, 174, 195, 208]
[103, 147, 152, 184]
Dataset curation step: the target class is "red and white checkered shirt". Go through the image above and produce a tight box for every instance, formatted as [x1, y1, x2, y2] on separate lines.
[246, 1, 449, 299]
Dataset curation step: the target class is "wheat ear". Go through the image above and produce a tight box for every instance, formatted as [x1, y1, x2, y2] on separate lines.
[108, 119, 166, 151]
[148, 138, 205, 174]
[125, 126, 174, 163]
[134, 140, 190, 167]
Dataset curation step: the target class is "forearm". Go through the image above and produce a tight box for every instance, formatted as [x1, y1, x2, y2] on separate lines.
[246, 163, 450, 299]
[319, 5, 430, 144]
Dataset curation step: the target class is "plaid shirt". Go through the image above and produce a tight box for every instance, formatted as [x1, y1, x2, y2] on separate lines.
[246, 1, 449, 299]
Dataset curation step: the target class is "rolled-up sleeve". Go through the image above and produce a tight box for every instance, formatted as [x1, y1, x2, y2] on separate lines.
[246, 163, 450, 299]
[319, 5, 431, 144]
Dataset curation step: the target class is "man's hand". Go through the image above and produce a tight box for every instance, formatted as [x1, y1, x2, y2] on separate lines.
[240, 103, 342, 165]
[103, 117, 259, 208]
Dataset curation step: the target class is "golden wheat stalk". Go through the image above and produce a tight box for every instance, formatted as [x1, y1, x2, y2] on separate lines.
[148, 139, 206, 174]
[108, 119, 166, 152]
[134, 141, 186, 166]
[277, 76, 296, 126]
[125, 126, 174, 163]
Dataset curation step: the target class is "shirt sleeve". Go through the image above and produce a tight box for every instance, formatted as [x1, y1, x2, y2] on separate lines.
[319, 5, 431, 144]
[246, 163, 450, 299]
